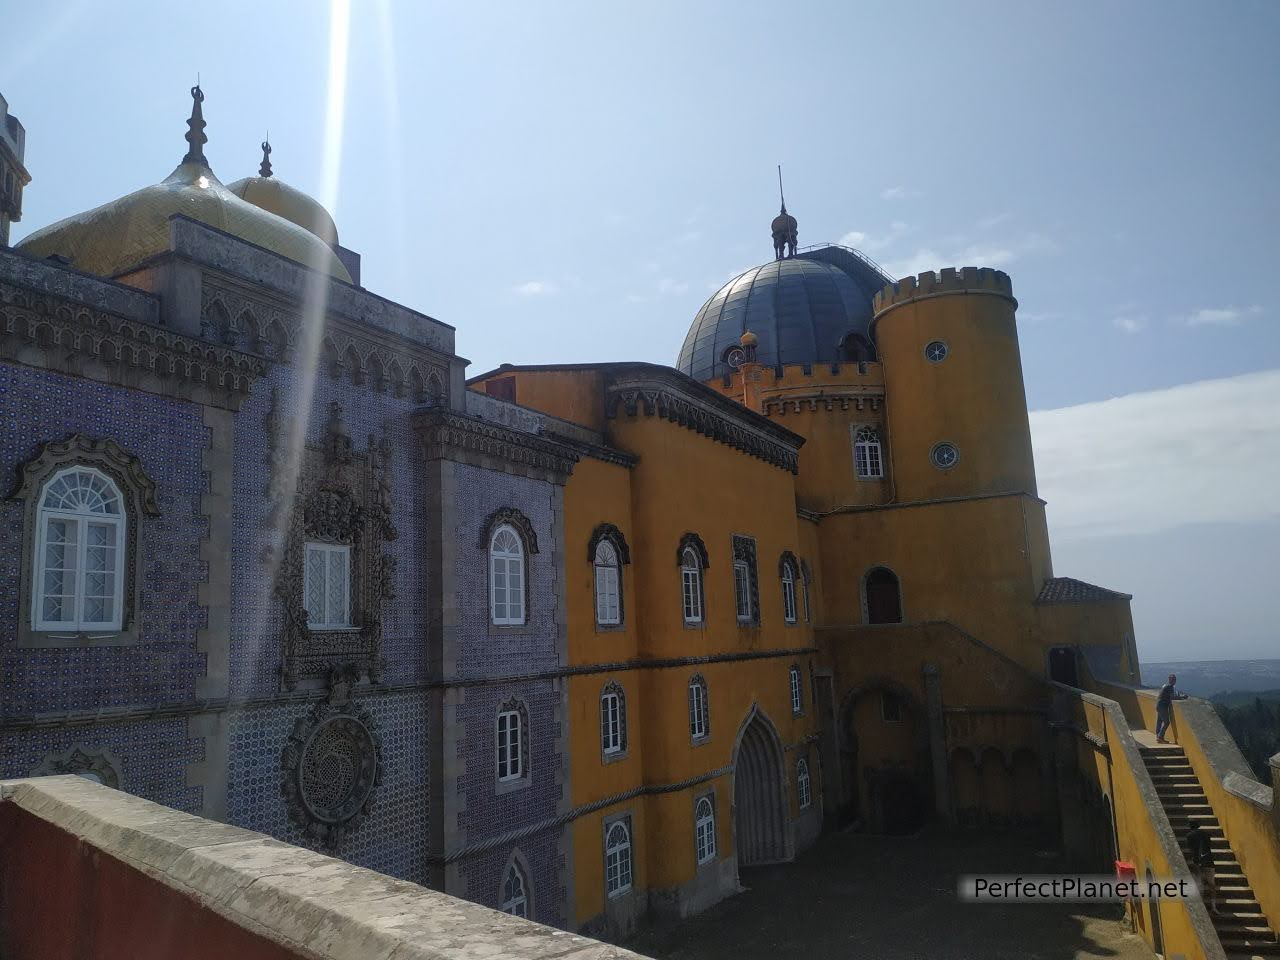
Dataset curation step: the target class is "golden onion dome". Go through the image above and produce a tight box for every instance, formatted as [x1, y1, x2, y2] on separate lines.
[227, 140, 340, 246]
[16, 87, 351, 283]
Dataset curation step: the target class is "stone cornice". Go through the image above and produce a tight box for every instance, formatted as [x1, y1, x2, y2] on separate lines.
[413, 410, 579, 483]
[606, 372, 802, 474]
[0, 280, 264, 411]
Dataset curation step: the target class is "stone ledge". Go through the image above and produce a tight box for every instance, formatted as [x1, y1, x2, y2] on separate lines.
[0, 776, 645, 960]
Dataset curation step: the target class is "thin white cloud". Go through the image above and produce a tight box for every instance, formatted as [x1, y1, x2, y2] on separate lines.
[1019, 311, 1064, 325]
[880, 186, 920, 201]
[513, 280, 558, 296]
[977, 212, 1013, 230]
[1181, 305, 1263, 328]
[1112, 314, 1147, 334]
[875, 231, 1055, 280]
[1030, 369, 1280, 541]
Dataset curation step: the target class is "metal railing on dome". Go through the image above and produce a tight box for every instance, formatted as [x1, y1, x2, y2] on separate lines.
[794, 243, 897, 285]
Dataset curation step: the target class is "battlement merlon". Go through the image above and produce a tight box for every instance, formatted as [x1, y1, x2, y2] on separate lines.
[872, 266, 1016, 319]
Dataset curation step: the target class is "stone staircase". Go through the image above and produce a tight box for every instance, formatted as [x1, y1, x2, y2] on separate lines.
[1138, 739, 1280, 960]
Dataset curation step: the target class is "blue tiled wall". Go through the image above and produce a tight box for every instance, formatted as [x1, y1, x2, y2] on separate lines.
[0, 362, 209, 717]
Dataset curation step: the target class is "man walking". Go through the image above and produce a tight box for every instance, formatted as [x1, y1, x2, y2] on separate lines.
[1187, 823, 1218, 915]
[1156, 673, 1183, 743]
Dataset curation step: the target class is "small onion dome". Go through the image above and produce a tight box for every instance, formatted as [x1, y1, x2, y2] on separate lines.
[227, 142, 340, 247]
[771, 209, 797, 237]
[740, 331, 759, 348]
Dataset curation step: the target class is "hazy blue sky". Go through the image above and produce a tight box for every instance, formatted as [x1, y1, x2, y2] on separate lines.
[5, 1, 1277, 660]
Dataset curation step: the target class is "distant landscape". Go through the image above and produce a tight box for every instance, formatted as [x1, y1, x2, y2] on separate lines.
[1141, 660, 1280, 781]
[1141, 659, 1280, 697]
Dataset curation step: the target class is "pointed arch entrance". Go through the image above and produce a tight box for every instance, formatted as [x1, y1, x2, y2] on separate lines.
[732, 706, 790, 866]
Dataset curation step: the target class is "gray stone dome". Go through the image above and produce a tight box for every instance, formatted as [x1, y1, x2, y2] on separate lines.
[676, 246, 892, 382]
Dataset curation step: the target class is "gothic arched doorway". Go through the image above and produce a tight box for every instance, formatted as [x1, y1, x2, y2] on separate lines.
[733, 707, 789, 866]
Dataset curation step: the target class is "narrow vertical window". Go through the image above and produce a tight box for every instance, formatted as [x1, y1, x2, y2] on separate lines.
[789, 664, 803, 716]
[694, 796, 717, 864]
[594, 541, 621, 626]
[33, 467, 126, 632]
[681, 546, 703, 624]
[496, 709, 523, 781]
[490, 525, 526, 626]
[731, 535, 758, 624]
[501, 861, 529, 917]
[853, 426, 884, 480]
[605, 821, 633, 896]
[781, 559, 797, 624]
[797, 758, 812, 809]
[733, 561, 751, 621]
[688, 674, 709, 741]
[601, 682, 627, 756]
[800, 560, 812, 623]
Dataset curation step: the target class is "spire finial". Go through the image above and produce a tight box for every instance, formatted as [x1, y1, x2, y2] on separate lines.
[771, 165, 798, 260]
[182, 83, 208, 167]
[260, 135, 273, 177]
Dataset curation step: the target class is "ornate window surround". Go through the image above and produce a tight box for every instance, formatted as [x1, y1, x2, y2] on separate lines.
[495, 696, 532, 795]
[731, 534, 760, 627]
[688, 673, 710, 744]
[588, 523, 630, 632]
[600, 679, 628, 763]
[789, 662, 804, 717]
[265, 398, 398, 689]
[480, 507, 538, 633]
[694, 792, 717, 866]
[678, 533, 709, 629]
[499, 849, 534, 919]
[9, 435, 160, 647]
[778, 551, 799, 626]
[796, 757, 812, 810]
[603, 812, 634, 899]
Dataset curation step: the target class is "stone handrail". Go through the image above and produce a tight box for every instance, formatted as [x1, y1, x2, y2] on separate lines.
[1050, 681, 1226, 960]
[0, 776, 643, 960]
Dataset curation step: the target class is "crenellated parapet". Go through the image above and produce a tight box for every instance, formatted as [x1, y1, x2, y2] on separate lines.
[873, 267, 1015, 319]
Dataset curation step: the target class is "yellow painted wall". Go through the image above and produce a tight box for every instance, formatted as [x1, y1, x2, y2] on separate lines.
[875, 289, 1038, 502]
[559, 403, 821, 926]
[470, 369, 608, 431]
[709, 365, 889, 514]
[816, 497, 1047, 673]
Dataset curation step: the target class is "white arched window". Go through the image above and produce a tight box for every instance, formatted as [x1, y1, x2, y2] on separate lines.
[594, 540, 621, 626]
[605, 820, 633, 896]
[781, 560, 797, 624]
[694, 796, 717, 864]
[789, 664, 803, 716]
[797, 758, 812, 809]
[853, 426, 884, 479]
[500, 861, 529, 917]
[681, 546, 703, 624]
[33, 467, 126, 631]
[490, 525, 525, 626]
[688, 674, 709, 741]
[601, 682, 626, 756]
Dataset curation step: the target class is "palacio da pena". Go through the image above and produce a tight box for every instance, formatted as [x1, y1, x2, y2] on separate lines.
[1, 87, 1277, 957]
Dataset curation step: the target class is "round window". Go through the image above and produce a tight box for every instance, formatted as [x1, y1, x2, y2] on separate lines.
[924, 340, 949, 364]
[930, 442, 960, 470]
[299, 714, 379, 824]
